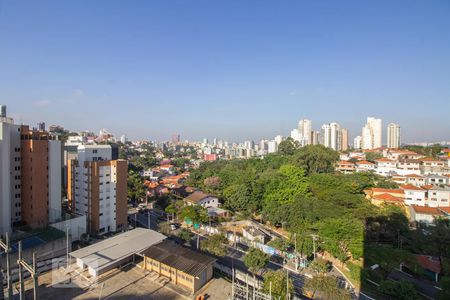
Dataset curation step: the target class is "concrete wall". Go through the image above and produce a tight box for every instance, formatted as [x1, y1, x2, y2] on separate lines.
[50, 215, 86, 242]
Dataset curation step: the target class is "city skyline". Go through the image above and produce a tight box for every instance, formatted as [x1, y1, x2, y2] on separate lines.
[1, 1, 450, 141]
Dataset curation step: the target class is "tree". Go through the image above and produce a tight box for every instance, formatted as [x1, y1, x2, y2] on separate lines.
[365, 152, 383, 162]
[317, 217, 364, 262]
[165, 204, 176, 222]
[377, 280, 420, 300]
[203, 176, 221, 194]
[178, 229, 193, 243]
[437, 276, 450, 300]
[243, 248, 269, 276]
[223, 183, 259, 214]
[180, 205, 208, 249]
[310, 258, 332, 275]
[263, 164, 309, 206]
[278, 138, 299, 155]
[290, 145, 339, 175]
[200, 234, 228, 256]
[180, 205, 208, 225]
[304, 275, 351, 300]
[262, 270, 294, 299]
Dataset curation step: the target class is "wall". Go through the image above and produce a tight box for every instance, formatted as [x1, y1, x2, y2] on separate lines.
[48, 140, 62, 223]
[50, 215, 86, 241]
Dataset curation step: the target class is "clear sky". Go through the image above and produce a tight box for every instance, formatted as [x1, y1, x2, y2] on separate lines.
[1, 0, 449, 142]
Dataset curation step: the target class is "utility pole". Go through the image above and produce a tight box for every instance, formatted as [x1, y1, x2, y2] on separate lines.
[66, 226, 70, 269]
[147, 211, 151, 230]
[293, 233, 298, 272]
[0, 233, 12, 299]
[17, 242, 40, 300]
[286, 268, 289, 300]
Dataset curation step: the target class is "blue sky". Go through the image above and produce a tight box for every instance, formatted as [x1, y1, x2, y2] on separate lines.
[0, 0, 449, 142]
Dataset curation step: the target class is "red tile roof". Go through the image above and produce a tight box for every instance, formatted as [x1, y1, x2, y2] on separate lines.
[356, 160, 374, 165]
[410, 205, 443, 215]
[371, 188, 404, 194]
[373, 193, 404, 203]
[415, 255, 442, 274]
[376, 158, 395, 162]
[400, 184, 424, 191]
[438, 207, 450, 214]
[405, 174, 423, 178]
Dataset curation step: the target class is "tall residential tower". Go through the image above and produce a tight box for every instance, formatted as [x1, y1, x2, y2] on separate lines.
[387, 123, 401, 148]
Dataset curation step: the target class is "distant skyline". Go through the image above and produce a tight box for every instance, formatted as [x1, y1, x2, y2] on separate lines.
[1, 1, 449, 142]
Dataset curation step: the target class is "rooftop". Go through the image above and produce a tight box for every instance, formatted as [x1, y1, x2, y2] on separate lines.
[70, 228, 166, 273]
[410, 205, 443, 216]
[400, 184, 424, 191]
[184, 191, 212, 203]
[141, 240, 216, 277]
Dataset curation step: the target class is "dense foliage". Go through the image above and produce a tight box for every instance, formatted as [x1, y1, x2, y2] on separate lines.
[187, 144, 450, 298]
[262, 270, 294, 299]
[187, 145, 399, 264]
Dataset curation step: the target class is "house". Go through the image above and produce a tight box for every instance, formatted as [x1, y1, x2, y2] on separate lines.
[355, 160, 375, 172]
[391, 174, 407, 185]
[370, 193, 405, 207]
[420, 158, 447, 175]
[184, 191, 219, 208]
[396, 159, 421, 175]
[375, 158, 397, 176]
[426, 185, 450, 207]
[336, 161, 356, 174]
[400, 184, 427, 206]
[414, 255, 442, 282]
[386, 149, 423, 160]
[140, 240, 216, 293]
[409, 205, 444, 226]
[425, 174, 449, 186]
[364, 187, 404, 199]
[242, 226, 268, 244]
[405, 174, 426, 187]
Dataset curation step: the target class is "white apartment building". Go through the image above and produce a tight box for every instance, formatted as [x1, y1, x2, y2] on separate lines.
[387, 123, 401, 148]
[68, 145, 128, 235]
[329, 123, 341, 151]
[362, 117, 382, 150]
[0, 109, 21, 236]
[354, 136, 362, 149]
[267, 140, 278, 153]
[298, 119, 312, 146]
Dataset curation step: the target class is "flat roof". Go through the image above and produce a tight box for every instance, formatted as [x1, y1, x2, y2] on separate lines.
[141, 240, 216, 277]
[70, 228, 166, 273]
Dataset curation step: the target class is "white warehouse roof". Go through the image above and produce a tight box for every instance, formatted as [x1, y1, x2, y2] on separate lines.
[70, 228, 166, 275]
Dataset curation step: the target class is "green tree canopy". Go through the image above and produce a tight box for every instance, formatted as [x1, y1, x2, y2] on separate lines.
[262, 270, 294, 299]
[200, 234, 228, 257]
[243, 248, 269, 274]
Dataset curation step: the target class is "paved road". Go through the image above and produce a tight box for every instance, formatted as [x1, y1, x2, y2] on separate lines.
[128, 210, 165, 230]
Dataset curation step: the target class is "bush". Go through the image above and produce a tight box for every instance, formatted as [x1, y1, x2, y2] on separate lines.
[377, 280, 420, 300]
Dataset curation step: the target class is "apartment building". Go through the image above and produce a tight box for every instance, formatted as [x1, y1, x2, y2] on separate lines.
[68, 145, 127, 235]
[0, 108, 21, 236]
[20, 125, 62, 228]
[1, 106, 61, 236]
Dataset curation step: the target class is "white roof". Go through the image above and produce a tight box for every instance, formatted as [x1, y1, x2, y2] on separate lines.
[70, 228, 166, 273]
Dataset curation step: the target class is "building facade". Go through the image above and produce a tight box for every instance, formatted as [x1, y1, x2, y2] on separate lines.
[387, 123, 401, 148]
[1, 106, 61, 236]
[68, 145, 128, 235]
[362, 117, 382, 150]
